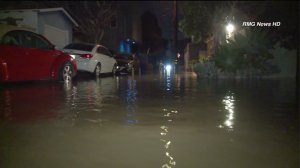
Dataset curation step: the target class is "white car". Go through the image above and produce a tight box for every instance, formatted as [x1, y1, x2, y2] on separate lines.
[62, 43, 117, 77]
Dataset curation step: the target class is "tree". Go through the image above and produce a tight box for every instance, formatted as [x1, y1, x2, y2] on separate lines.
[178, 1, 276, 50]
[214, 28, 278, 76]
[178, 1, 212, 43]
[65, 1, 117, 43]
[179, 1, 298, 49]
[246, 1, 299, 100]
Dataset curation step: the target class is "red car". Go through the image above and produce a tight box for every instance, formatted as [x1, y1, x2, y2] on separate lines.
[0, 24, 77, 82]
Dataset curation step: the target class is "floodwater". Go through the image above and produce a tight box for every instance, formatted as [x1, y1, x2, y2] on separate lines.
[0, 72, 298, 168]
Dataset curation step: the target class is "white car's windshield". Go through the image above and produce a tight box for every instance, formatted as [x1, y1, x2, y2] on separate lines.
[64, 43, 94, 52]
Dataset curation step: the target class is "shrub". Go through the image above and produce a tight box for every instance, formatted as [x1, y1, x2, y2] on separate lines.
[214, 29, 279, 77]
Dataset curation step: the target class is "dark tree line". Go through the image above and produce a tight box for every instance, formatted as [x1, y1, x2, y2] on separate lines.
[179, 1, 299, 50]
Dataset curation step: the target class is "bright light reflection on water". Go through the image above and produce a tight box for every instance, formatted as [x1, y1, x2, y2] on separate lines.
[221, 91, 235, 131]
[164, 67, 172, 91]
[161, 108, 178, 168]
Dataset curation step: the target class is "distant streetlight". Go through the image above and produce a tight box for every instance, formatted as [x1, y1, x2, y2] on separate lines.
[226, 23, 234, 33]
[226, 23, 235, 43]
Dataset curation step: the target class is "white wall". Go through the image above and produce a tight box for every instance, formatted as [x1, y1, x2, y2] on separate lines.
[0, 10, 38, 32]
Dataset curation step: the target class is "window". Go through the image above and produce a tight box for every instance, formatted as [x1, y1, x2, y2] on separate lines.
[64, 43, 94, 52]
[1, 30, 51, 49]
[20, 31, 50, 49]
[97, 46, 112, 57]
[21, 32, 35, 48]
[1, 31, 20, 46]
[35, 35, 51, 49]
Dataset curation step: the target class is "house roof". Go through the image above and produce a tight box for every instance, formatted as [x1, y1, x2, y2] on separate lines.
[0, 7, 78, 27]
[37, 8, 78, 27]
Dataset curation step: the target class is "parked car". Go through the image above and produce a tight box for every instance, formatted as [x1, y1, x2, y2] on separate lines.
[62, 43, 117, 77]
[114, 53, 134, 75]
[0, 24, 77, 82]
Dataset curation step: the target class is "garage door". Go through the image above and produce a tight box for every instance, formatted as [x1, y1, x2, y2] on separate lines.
[43, 24, 68, 49]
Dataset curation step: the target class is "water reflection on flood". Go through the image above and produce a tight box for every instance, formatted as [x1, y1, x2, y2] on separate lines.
[160, 108, 178, 168]
[67, 78, 119, 127]
[160, 70, 178, 168]
[0, 74, 298, 168]
[165, 69, 172, 91]
[64, 81, 78, 126]
[1, 83, 67, 122]
[3, 90, 12, 121]
[219, 91, 235, 131]
[123, 78, 138, 125]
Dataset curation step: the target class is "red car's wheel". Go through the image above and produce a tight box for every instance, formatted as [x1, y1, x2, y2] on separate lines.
[59, 62, 73, 82]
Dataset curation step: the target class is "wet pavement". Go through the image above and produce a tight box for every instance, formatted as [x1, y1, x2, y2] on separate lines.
[0, 72, 298, 168]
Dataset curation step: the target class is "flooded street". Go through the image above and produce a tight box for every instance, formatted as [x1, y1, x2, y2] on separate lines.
[0, 73, 298, 168]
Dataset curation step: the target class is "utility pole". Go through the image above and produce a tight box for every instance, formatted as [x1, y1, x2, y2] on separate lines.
[172, 0, 177, 63]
